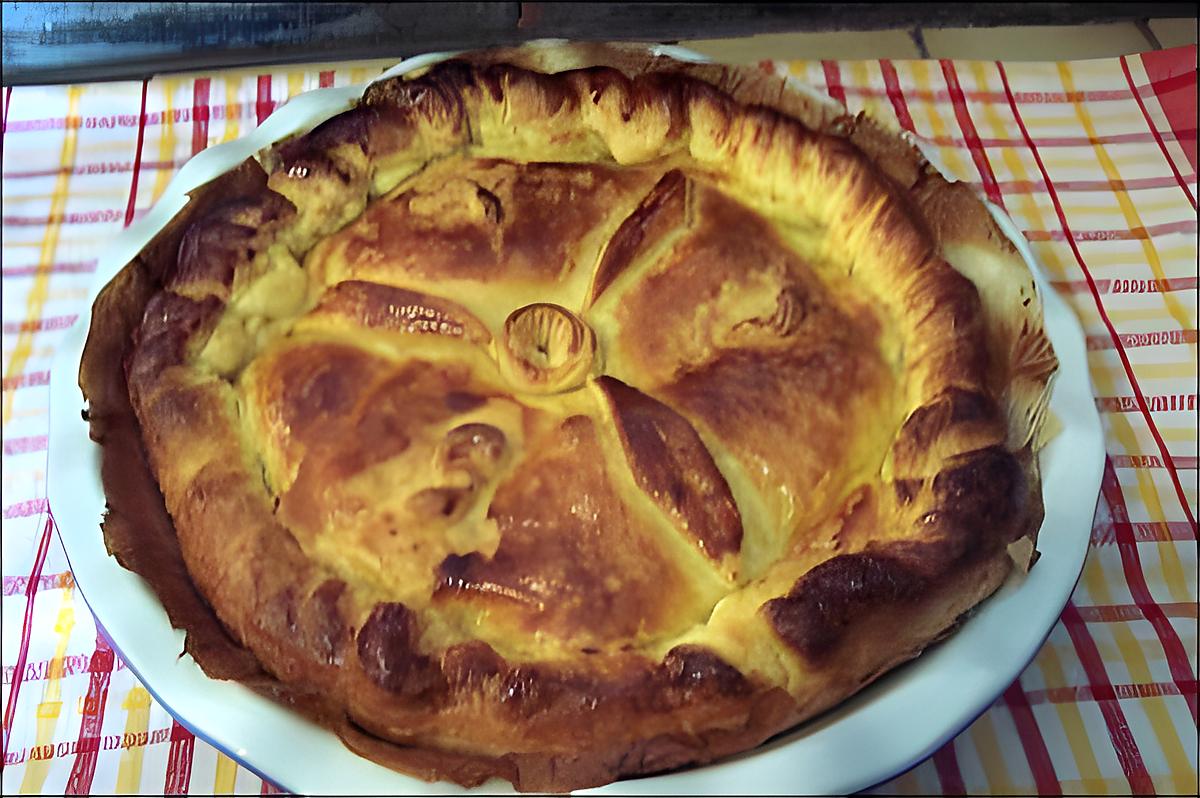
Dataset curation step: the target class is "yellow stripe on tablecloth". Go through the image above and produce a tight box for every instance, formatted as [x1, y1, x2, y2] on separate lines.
[1078, 549, 1196, 777]
[222, 76, 242, 143]
[1056, 196, 1198, 217]
[1155, 538, 1196, 603]
[996, 64, 1192, 607]
[1157, 426, 1200, 444]
[966, 714, 1019, 794]
[287, 70, 305, 100]
[149, 78, 178, 204]
[1080, 243, 1197, 270]
[908, 60, 975, 182]
[1117, 362, 1200, 381]
[18, 588, 75, 794]
[1030, 642, 1109, 792]
[1057, 63, 1198, 345]
[846, 60, 888, 121]
[114, 687, 152, 792]
[1106, 306, 1200, 325]
[963, 61, 1108, 792]
[212, 752, 239, 794]
[2, 86, 81, 425]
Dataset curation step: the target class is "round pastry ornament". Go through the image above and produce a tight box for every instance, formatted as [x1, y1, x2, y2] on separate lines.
[78, 43, 1058, 792]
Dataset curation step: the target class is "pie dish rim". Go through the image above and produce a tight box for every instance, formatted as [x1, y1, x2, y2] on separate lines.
[46, 42, 1104, 795]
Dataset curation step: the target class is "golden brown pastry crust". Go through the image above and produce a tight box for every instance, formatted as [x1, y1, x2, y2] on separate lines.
[80, 43, 1056, 792]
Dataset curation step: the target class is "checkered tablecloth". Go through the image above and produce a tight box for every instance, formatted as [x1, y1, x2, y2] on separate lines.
[2, 46, 1196, 796]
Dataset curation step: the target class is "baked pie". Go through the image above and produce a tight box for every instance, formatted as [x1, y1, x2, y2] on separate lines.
[80, 43, 1057, 791]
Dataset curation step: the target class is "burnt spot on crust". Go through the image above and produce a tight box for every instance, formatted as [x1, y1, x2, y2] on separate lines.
[258, 579, 348, 671]
[134, 291, 224, 348]
[599, 376, 742, 562]
[362, 62, 474, 142]
[312, 280, 491, 344]
[126, 293, 223, 401]
[443, 391, 486, 413]
[441, 640, 506, 690]
[274, 106, 378, 174]
[475, 62, 580, 116]
[655, 644, 751, 707]
[892, 387, 1003, 473]
[589, 169, 688, 305]
[169, 192, 295, 300]
[441, 423, 507, 481]
[356, 602, 443, 697]
[762, 553, 926, 661]
[892, 478, 923, 506]
[305, 579, 350, 666]
[931, 445, 1025, 539]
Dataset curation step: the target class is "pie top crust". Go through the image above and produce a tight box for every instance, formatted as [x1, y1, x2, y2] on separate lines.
[81, 43, 1057, 792]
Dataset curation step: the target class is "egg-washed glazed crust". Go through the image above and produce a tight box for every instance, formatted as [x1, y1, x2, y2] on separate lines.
[80, 43, 1057, 792]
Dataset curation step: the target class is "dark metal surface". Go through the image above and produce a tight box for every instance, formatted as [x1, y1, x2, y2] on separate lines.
[2, 2, 1195, 85]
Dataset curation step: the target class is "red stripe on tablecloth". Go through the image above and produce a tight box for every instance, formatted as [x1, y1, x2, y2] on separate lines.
[1121, 55, 1197, 210]
[1096, 394, 1196, 413]
[3, 86, 11, 141]
[3, 261, 98, 278]
[998, 61, 1198, 532]
[985, 174, 1199, 193]
[191, 78, 211, 156]
[2, 571, 72, 598]
[4, 209, 138, 226]
[63, 635, 115, 794]
[879, 59, 916, 132]
[3, 159, 181, 179]
[1109, 454, 1199, 469]
[838, 84, 1134, 104]
[1059, 601, 1157, 795]
[1092, 520, 1198, 545]
[2, 314, 78, 334]
[1141, 46, 1199, 171]
[3, 435, 48, 455]
[1026, 680, 1198, 704]
[256, 75, 275, 126]
[931, 741, 967, 795]
[1, 370, 50, 391]
[163, 720, 195, 794]
[821, 60, 847, 106]
[3, 102, 253, 134]
[1075, 602, 1198, 621]
[1024, 218, 1197, 241]
[124, 80, 149, 228]
[3, 498, 49, 519]
[0, 516, 53, 759]
[1001, 683, 1062, 794]
[940, 60, 1003, 206]
[1052, 275, 1198, 295]
[1087, 329, 1198, 350]
[261, 779, 285, 794]
[319, 70, 335, 89]
[3, 652, 125, 685]
[1102, 458, 1200, 725]
[925, 129, 1196, 149]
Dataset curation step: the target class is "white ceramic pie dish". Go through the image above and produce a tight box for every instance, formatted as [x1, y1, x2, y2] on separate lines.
[47, 44, 1105, 795]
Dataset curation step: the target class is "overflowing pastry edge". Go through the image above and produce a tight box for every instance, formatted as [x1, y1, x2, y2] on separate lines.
[79, 43, 1057, 792]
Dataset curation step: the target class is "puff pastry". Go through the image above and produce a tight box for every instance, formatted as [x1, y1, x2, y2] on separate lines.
[80, 43, 1057, 792]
